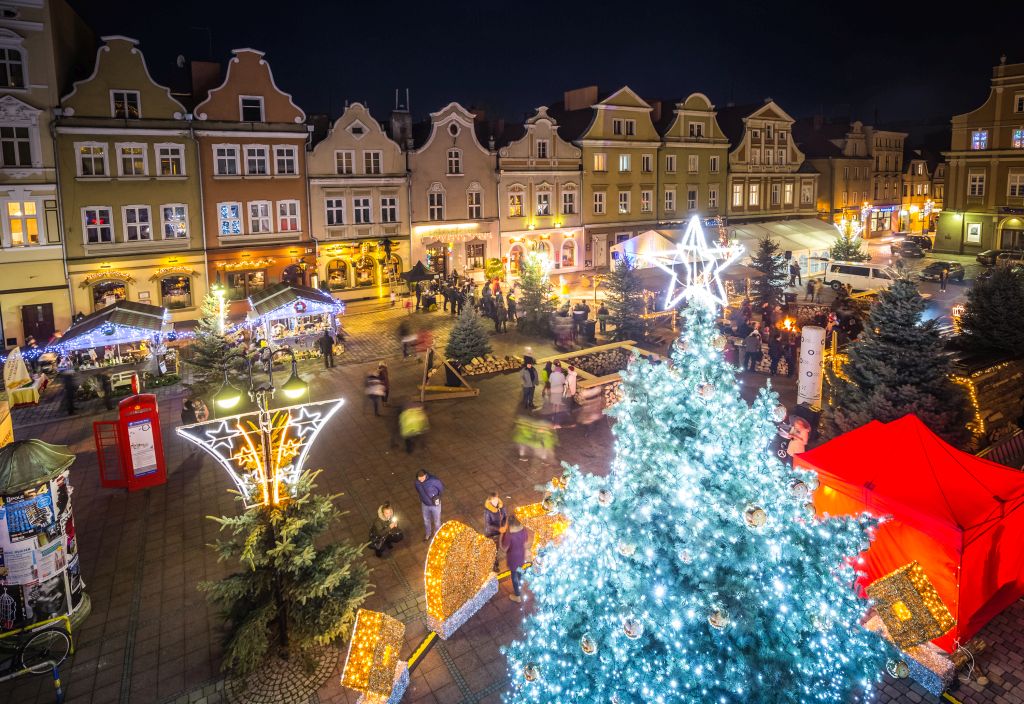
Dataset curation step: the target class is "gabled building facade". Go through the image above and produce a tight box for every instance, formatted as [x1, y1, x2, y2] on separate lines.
[657, 93, 730, 226]
[796, 119, 872, 226]
[899, 150, 938, 234]
[56, 36, 206, 322]
[408, 102, 498, 278]
[936, 59, 1024, 254]
[307, 102, 409, 301]
[719, 100, 819, 222]
[0, 0, 91, 345]
[497, 106, 582, 276]
[863, 126, 906, 237]
[192, 48, 311, 311]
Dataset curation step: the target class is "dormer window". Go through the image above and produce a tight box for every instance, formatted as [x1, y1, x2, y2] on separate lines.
[348, 120, 368, 139]
[240, 96, 264, 122]
[111, 90, 140, 119]
[447, 148, 462, 175]
[536, 139, 549, 158]
[688, 122, 704, 138]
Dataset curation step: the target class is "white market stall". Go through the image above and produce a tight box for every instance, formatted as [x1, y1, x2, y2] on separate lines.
[726, 218, 837, 277]
[609, 230, 679, 266]
[58, 301, 172, 374]
[247, 283, 345, 359]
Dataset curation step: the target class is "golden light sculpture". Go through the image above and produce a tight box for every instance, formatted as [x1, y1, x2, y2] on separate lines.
[514, 502, 569, 561]
[341, 609, 409, 703]
[866, 561, 955, 649]
[424, 520, 497, 639]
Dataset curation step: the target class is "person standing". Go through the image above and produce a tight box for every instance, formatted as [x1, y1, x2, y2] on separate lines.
[506, 294, 517, 322]
[743, 328, 763, 372]
[97, 372, 115, 411]
[549, 363, 567, 425]
[369, 503, 403, 558]
[768, 331, 784, 376]
[390, 290, 397, 308]
[415, 281, 423, 311]
[597, 302, 609, 334]
[483, 492, 508, 571]
[415, 469, 444, 542]
[813, 279, 824, 304]
[377, 362, 390, 406]
[59, 369, 78, 416]
[939, 265, 949, 292]
[365, 371, 386, 416]
[500, 515, 530, 602]
[494, 297, 508, 333]
[564, 365, 578, 402]
[319, 329, 336, 368]
[805, 279, 814, 301]
[520, 359, 538, 410]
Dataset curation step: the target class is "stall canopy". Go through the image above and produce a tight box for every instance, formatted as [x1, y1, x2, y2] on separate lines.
[797, 414, 1024, 651]
[727, 218, 836, 276]
[400, 261, 435, 282]
[248, 282, 344, 321]
[59, 300, 169, 351]
[609, 230, 678, 267]
[0, 439, 76, 493]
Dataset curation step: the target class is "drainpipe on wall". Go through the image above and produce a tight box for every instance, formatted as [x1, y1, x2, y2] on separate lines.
[304, 124, 316, 287]
[51, 109, 75, 327]
[188, 118, 211, 304]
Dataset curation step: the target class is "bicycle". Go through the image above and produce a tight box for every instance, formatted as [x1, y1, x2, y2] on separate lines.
[0, 614, 74, 703]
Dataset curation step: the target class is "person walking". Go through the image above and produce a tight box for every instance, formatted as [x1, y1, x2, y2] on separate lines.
[368, 502, 404, 558]
[597, 302, 609, 335]
[768, 331, 784, 376]
[390, 290, 397, 308]
[377, 362, 390, 406]
[365, 370, 386, 415]
[399, 400, 429, 453]
[506, 294, 517, 322]
[540, 361, 552, 404]
[743, 328, 763, 373]
[805, 279, 815, 301]
[398, 318, 414, 358]
[415, 469, 444, 542]
[939, 265, 949, 292]
[549, 363, 567, 425]
[318, 329, 336, 368]
[500, 515, 530, 602]
[520, 359, 538, 410]
[812, 278, 824, 303]
[415, 281, 423, 311]
[483, 492, 508, 571]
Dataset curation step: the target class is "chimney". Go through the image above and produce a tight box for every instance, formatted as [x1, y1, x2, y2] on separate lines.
[390, 109, 412, 146]
[190, 60, 220, 105]
[650, 99, 662, 123]
[564, 85, 599, 111]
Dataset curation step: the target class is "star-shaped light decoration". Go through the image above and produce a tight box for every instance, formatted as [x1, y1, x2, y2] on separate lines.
[645, 215, 742, 309]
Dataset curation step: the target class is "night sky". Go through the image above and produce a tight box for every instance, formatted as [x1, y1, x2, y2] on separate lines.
[69, 0, 1017, 142]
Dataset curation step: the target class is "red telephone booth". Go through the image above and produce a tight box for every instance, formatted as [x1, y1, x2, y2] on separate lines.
[93, 393, 167, 491]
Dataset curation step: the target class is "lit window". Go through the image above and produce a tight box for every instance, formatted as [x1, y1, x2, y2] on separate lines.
[335, 151, 354, 175]
[157, 145, 184, 176]
[771, 183, 781, 205]
[560, 239, 576, 268]
[593, 192, 605, 215]
[123, 205, 152, 241]
[732, 183, 743, 207]
[536, 192, 551, 216]
[160, 275, 192, 309]
[664, 188, 675, 211]
[618, 154, 631, 172]
[971, 130, 988, 150]
[248, 201, 272, 233]
[83, 207, 113, 244]
[0, 126, 31, 166]
[1013, 129, 1024, 149]
[218, 202, 242, 235]
[467, 190, 482, 219]
[245, 145, 269, 175]
[240, 96, 264, 122]
[214, 146, 239, 175]
[353, 197, 371, 224]
[800, 183, 813, 204]
[0, 47, 24, 88]
[275, 146, 297, 175]
[363, 150, 382, 175]
[117, 144, 147, 176]
[161, 204, 188, 238]
[111, 90, 140, 119]
[380, 196, 398, 223]
[784, 183, 794, 205]
[640, 190, 652, 213]
[326, 198, 345, 226]
[748, 183, 759, 206]
[509, 193, 524, 217]
[6, 201, 39, 246]
[278, 200, 300, 231]
[428, 190, 444, 220]
[465, 243, 485, 270]
[78, 144, 107, 176]
[618, 190, 630, 214]
[593, 153, 607, 172]
[447, 149, 462, 175]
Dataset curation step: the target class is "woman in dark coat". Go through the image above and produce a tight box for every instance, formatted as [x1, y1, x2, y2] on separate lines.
[499, 515, 530, 602]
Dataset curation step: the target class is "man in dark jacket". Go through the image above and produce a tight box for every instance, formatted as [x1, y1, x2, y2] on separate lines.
[369, 502, 403, 558]
[483, 492, 508, 571]
[520, 360, 538, 410]
[415, 469, 444, 542]
[318, 330, 335, 368]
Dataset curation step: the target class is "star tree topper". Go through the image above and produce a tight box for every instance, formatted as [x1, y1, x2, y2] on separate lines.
[646, 215, 742, 309]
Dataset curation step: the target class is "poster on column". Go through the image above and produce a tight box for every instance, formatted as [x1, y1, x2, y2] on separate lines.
[35, 537, 66, 582]
[67, 556, 84, 611]
[18, 574, 68, 627]
[127, 418, 158, 477]
[0, 542, 37, 582]
[0, 483, 56, 541]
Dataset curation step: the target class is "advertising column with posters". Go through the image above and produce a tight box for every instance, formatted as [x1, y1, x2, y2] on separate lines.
[0, 440, 89, 633]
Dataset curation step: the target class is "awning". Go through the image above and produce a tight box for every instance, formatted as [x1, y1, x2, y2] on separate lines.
[248, 282, 344, 320]
[727, 218, 836, 260]
[400, 261, 434, 282]
[59, 300, 169, 351]
[610, 230, 678, 268]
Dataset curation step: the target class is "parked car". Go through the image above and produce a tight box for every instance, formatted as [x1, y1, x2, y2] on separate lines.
[823, 261, 894, 291]
[904, 234, 933, 250]
[976, 249, 1024, 267]
[919, 261, 965, 282]
[977, 264, 1023, 283]
[997, 250, 1024, 265]
[891, 241, 926, 258]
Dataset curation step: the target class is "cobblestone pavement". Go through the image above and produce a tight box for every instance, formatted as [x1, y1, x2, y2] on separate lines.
[0, 307, 1020, 704]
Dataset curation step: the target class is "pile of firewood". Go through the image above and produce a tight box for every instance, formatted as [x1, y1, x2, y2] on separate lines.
[567, 348, 633, 377]
[462, 354, 525, 376]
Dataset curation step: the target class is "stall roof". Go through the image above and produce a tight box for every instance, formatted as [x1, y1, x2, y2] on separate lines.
[248, 282, 342, 318]
[727, 218, 836, 259]
[609, 230, 678, 268]
[400, 261, 435, 282]
[60, 300, 168, 350]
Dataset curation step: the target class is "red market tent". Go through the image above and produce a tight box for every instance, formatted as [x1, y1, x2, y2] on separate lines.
[796, 414, 1024, 652]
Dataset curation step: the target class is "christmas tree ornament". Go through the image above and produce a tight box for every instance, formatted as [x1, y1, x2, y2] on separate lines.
[678, 548, 693, 564]
[712, 334, 727, 352]
[790, 479, 809, 498]
[773, 404, 788, 423]
[803, 502, 817, 518]
[885, 659, 910, 679]
[524, 663, 539, 681]
[743, 505, 767, 528]
[804, 473, 820, 491]
[708, 607, 730, 630]
[597, 489, 613, 507]
[617, 540, 636, 557]
[541, 494, 556, 513]
[611, 694, 621, 704]
[580, 634, 597, 656]
[622, 616, 644, 640]
[697, 382, 715, 401]
[674, 339, 688, 354]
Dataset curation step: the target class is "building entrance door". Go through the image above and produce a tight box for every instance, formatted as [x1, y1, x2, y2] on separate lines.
[22, 303, 54, 343]
[592, 233, 607, 268]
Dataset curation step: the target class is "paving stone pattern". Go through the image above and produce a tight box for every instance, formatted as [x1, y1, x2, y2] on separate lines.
[0, 305, 1019, 704]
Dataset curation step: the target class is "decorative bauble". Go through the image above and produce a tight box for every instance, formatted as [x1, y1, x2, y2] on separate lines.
[622, 617, 644, 639]
[804, 473, 819, 491]
[886, 659, 910, 679]
[524, 663, 540, 681]
[743, 505, 767, 529]
[697, 382, 715, 401]
[773, 404, 788, 423]
[541, 494, 556, 513]
[617, 540, 636, 557]
[167, 330, 178, 342]
[101, 322, 116, 336]
[711, 334, 727, 352]
[789, 479, 809, 498]
[597, 489, 613, 507]
[803, 502, 816, 518]
[708, 608, 730, 630]
[611, 694, 621, 704]
[678, 548, 693, 564]
[580, 634, 597, 656]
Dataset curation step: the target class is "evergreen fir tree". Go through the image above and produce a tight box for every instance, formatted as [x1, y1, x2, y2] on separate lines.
[445, 308, 492, 367]
[829, 220, 869, 262]
[604, 256, 646, 341]
[200, 471, 371, 676]
[825, 271, 969, 444]
[504, 228, 890, 704]
[183, 294, 245, 398]
[960, 265, 1024, 356]
[750, 235, 787, 308]
[517, 251, 556, 335]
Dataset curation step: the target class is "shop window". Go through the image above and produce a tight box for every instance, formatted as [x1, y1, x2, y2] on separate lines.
[92, 280, 126, 309]
[327, 259, 348, 291]
[354, 255, 375, 287]
[560, 239, 576, 269]
[226, 270, 265, 300]
[160, 275, 192, 309]
[425, 243, 448, 275]
[465, 242, 485, 270]
[508, 244, 524, 275]
[281, 263, 305, 286]
[384, 254, 402, 281]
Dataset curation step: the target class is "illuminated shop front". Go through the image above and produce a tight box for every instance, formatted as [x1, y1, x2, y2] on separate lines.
[411, 222, 499, 281]
[501, 228, 583, 277]
[317, 239, 409, 300]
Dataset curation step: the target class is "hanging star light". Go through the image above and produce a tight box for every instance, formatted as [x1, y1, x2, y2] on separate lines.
[644, 215, 742, 309]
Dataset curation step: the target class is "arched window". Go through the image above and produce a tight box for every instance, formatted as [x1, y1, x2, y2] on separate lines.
[383, 254, 402, 281]
[281, 263, 304, 286]
[560, 239, 577, 269]
[354, 254, 375, 287]
[327, 259, 348, 291]
[534, 240, 551, 262]
[160, 275, 192, 309]
[92, 280, 127, 309]
[447, 148, 462, 175]
[508, 244, 524, 275]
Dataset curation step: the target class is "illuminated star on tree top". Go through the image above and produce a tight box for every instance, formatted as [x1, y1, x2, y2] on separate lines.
[647, 215, 742, 309]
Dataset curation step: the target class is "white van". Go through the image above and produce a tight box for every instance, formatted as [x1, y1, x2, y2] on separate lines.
[822, 261, 893, 292]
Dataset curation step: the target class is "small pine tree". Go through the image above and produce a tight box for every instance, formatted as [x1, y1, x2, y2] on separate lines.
[825, 271, 969, 444]
[200, 471, 372, 676]
[183, 294, 244, 398]
[750, 235, 787, 308]
[604, 256, 646, 341]
[830, 220, 869, 262]
[960, 266, 1024, 356]
[516, 251, 555, 335]
[485, 258, 506, 282]
[446, 308, 492, 367]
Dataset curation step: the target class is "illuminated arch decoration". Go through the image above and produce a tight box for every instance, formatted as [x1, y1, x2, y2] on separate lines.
[424, 520, 497, 639]
[514, 502, 569, 562]
[340, 608, 409, 704]
[175, 398, 343, 508]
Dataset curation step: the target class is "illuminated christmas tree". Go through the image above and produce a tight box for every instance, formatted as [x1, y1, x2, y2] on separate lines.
[504, 217, 889, 704]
